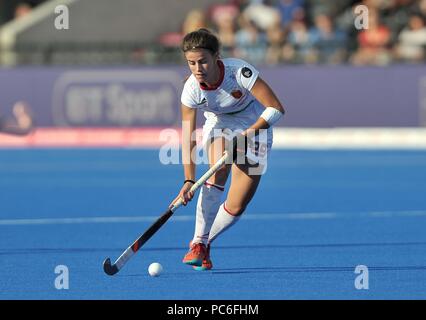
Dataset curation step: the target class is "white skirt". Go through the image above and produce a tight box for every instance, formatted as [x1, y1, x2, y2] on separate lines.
[201, 100, 273, 174]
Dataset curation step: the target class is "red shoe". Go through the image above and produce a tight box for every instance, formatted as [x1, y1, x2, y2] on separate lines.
[182, 242, 207, 266]
[193, 243, 212, 271]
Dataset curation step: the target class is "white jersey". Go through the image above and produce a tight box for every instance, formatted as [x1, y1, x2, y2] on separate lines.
[181, 58, 259, 115]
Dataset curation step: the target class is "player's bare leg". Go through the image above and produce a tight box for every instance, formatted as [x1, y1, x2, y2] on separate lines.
[207, 160, 262, 245]
[207, 136, 232, 186]
[225, 162, 262, 216]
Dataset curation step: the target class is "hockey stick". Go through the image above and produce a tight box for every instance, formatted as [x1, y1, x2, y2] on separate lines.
[103, 150, 231, 276]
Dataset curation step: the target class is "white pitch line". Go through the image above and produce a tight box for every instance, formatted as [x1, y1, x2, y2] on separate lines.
[0, 215, 193, 226]
[1, 210, 426, 226]
[243, 213, 338, 220]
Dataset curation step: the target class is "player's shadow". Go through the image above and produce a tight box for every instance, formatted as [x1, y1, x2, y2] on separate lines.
[211, 265, 426, 275]
[119, 265, 426, 277]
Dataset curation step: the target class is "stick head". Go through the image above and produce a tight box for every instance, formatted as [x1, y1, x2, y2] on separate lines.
[103, 258, 119, 276]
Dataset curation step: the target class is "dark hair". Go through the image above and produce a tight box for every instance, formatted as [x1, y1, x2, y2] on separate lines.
[181, 28, 220, 55]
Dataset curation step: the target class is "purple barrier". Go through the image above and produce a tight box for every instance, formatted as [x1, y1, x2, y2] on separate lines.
[0, 65, 425, 127]
[0, 67, 185, 127]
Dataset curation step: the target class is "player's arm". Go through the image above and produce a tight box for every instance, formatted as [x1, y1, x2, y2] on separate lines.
[181, 103, 197, 182]
[0, 119, 32, 135]
[246, 77, 285, 133]
[170, 104, 197, 207]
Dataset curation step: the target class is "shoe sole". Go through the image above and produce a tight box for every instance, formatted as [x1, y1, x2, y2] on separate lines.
[193, 265, 212, 271]
[183, 258, 203, 266]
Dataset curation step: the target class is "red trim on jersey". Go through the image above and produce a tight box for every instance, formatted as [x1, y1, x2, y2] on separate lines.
[199, 60, 225, 91]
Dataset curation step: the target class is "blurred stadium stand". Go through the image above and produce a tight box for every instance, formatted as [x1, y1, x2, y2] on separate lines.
[0, 0, 230, 66]
[0, 0, 425, 66]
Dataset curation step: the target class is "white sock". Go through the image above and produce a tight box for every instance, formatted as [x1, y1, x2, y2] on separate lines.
[208, 203, 241, 244]
[192, 182, 224, 245]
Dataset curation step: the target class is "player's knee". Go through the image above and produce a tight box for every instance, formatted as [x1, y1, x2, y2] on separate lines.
[224, 203, 245, 216]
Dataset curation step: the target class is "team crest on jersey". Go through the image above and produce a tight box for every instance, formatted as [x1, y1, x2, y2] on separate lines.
[197, 97, 207, 105]
[242, 67, 253, 78]
[231, 90, 243, 99]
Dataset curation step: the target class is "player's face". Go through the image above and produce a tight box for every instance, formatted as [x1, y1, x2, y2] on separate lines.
[185, 49, 219, 85]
